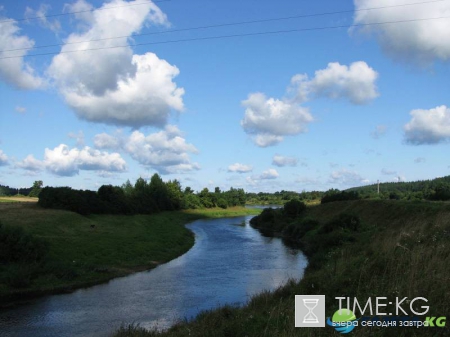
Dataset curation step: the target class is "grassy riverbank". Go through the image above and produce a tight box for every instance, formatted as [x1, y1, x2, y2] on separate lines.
[114, 200, 450, 336]
[0, 203, 260, 306]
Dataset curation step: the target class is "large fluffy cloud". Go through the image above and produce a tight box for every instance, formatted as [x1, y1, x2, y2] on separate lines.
[0, 150, 8, 166]
[18, 145, 127, 176]
[404, 105, 450, 145]
[95, 125, 200, 174]
[16, 155, 44, 171]
[290, 61, 379, 105]
[47, 0, 183, 128]
[242, 61, 378, 147]
[0, 17, 44, 89]
[352, 0, 450, 63]
[241, 93, 313, 147]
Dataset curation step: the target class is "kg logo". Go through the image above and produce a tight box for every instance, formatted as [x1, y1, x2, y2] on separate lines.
[327, 308, 358, 334]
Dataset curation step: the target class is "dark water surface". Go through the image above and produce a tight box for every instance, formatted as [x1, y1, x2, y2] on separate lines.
[0, 215, 307, 337]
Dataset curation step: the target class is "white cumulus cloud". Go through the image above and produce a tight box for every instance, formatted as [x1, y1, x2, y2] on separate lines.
[95, 125, 200, 174]
[352, 0, 450, 63]
[16, 154, 44, 171]
[0, 17, 45, 89]
[48, 0, 183, 128]
[0, 150, 9, 166]
[44, 144, 127, 176]
[259, 169, 279, 180]
[94, 132, 124, 150]
[272, 155, 297, 167]
[228, 163, 253, 173]
[18, 145, 127, 176]
[241, 93, 313, 147]
[404, 106, 450, 145]
[290, 61, 379, 105]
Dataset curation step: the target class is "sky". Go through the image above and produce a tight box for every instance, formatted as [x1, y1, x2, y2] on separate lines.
[0, 0, 449, 193]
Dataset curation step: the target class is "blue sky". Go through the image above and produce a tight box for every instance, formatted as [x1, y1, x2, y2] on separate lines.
[0, 0, 449, 192]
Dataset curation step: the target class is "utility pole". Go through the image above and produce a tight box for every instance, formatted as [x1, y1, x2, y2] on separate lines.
[377, 180, 380, 194]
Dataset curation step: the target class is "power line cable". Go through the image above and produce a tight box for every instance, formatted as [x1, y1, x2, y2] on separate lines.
[1, 0, 448, 53]
[0, 0, 171, 24]
[1, 15, 449, 60]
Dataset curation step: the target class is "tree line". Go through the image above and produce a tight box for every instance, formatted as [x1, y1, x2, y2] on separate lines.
[38, 174, 246, 215]
[344, 175, 450, 201]
[246, 190, 324, 205]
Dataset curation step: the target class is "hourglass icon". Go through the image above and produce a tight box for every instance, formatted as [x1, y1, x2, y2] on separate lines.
[302, 298, 319, 324]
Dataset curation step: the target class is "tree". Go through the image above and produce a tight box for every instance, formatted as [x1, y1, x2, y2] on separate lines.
[166, 179, 183, 210]
[121, 179, 134, 196]
[28, 180, 43, 198]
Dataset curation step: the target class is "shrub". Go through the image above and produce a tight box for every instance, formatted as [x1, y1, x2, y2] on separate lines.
[320, 213, 361, 233]
[283, 199, 306, 217]
[0, 222, 49, 264]
[283, 219, 319, 241]
[217, 198, 228, 209]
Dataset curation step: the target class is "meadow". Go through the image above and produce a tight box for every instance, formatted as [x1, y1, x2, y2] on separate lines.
[0, 202, 259, 305]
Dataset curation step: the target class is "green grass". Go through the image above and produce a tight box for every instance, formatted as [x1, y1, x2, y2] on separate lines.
[0, 203, 259, 305]
[0, 196, 38, 203]
[114, 200, 450, 337]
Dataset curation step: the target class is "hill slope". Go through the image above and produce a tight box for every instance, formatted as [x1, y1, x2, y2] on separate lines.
[116, 200, 450, 336]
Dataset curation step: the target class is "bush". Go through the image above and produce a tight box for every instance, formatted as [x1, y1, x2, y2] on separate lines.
[0, 222, 49, 264]
[320, 213, 361, 233]
[282, 219, 319, 241]
[217, 198, 228, 209]
[283, 199, 306, 217]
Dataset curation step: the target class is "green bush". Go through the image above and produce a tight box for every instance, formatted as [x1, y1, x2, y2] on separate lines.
[282, 218, 319, 240]
[0, 222, 49, 264]
[283, 199, 306, 217]
[217, 198, 228, 209]
[320, 213, 361, 233]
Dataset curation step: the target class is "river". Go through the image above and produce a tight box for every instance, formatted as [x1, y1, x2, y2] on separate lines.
[0, 215, 307, 337]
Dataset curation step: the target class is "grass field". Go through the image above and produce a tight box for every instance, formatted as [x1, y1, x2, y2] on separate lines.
[114, 200, 450, 337]
[0, 203, 260, 305]
[0, 196, 38, 203]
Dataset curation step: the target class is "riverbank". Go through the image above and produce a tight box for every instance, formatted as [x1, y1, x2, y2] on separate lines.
[114, 199, 450, 336]
[0, 203, 260, 307]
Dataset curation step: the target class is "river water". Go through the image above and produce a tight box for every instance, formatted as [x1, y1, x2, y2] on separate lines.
[0, 215, 307, 337]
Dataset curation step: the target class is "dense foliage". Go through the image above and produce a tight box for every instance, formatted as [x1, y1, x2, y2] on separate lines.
[0, 222, 48, 264]
[0, 221, 49, 289]
[320, 189, 361, 204]
[0, 184, 32, 196]
[246, 190, 323, 205]
[346, 175, 450, 201]
[28, 180, 43, 198]
[38, 174, 246, 215]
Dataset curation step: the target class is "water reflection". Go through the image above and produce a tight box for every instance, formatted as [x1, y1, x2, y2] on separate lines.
[0, 215, 307, 337]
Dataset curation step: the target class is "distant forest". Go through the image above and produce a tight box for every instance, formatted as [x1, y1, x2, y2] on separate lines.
[246, 190, 324, 205]
[4, 174, 450, 213]
[38, 174, 246, 215]
[346, 175, 450, 201]
[0, 185, 32, 196]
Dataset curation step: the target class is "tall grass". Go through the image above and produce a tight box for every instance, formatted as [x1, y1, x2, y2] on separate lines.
[113, 200, 450, 336]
